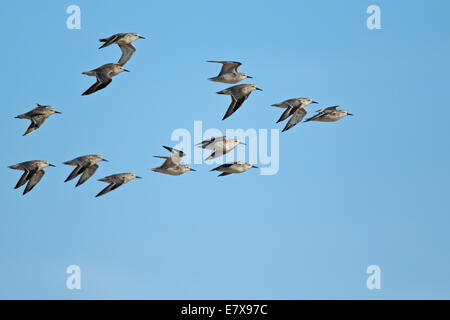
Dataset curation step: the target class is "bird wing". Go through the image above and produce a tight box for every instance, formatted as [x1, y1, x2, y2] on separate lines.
[282, 108, 307, 132]
[23, 116, 47, 136]
[82, 71, 112, 96]
[118, 43, 136, 66]
[208, 61, 241, 75]
[304, 111, 326, 122]
[154, 156, 176, 168]
[96, 181, 122, 197]
[98, 34, 120, 49]
[222, 93, 249, 120]
[64, 164, 85, 182]
[218, 172, 232, 177]
[196, 136, 226, 149]
[23, 169, 45, 195]
[15, 170, 30, 189]
[163, 146, 185, 164]
[76, 164, 99, 187]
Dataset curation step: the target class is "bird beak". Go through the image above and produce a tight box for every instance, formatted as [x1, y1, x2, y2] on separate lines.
[123, 69, 130, 72]
[239, 142, 246, 145]
[255, 88, 263, 91]
[247, 75, 253, 79]
[347, 113, 354, 116]
[102, 159, 108, 162]
[139, 36, 145, 39]
[48, 164, 56, 167]
[252, 165, 259, 168]
[312, 101, 319, 104]
[54, 111, 62, 114]
[190, 168, 196, 172]
[136, 176, 142, 179]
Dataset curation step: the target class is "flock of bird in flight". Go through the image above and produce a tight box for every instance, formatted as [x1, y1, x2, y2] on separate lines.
[9, 32, 353, 197]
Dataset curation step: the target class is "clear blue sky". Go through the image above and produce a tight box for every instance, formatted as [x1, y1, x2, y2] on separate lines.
[1, 0, 449, 299]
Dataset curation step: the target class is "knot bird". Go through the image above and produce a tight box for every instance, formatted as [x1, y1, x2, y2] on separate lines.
[99, 33, 145, 66]
[152, 146, 196, 176]
[304, 106, 353, 122]
[15, 104, 61, 136]
[195, 136, 245, 160]
[81, 63, 129, 96]
[96, 173, 141, 197]
[207, 61, 252, 84]
[9, 160, 55, 195]
[210, 161, 258, 177]
[63, 155, 108, 187]
[217, 84, 262, 120]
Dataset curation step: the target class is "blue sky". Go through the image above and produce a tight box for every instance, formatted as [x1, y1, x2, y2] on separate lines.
[1, 0, 449, 299]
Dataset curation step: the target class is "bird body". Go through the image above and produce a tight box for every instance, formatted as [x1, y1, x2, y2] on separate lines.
[63, 155, 107, 187]
[152, 146, 195, 176]
[96, 173, 141, 197]
[217, 84, 262, 120]
[15, 104, 61, 136]
[8, 160, 55, 195]
[195, 136, 244, 160]
[99, 33, 145, 66]
[271, 98, 318, 132]
[210, 161, 258, 177]
[304, 106, 353, 122]
[81, 63, 129, 95]
[207, 61, 251, 84]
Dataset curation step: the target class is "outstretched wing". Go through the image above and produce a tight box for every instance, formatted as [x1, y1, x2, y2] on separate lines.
[304, 111, 326, 122]
[76, 164, 99, 187]
[23, 116, 46, 136]
[282, 108, 307, 132]
[65, 165, 85, 182]
[222, 94, 249, 120]
[23, 169, 45, 195]
[81, 73, 112, 95]
[98, 34, 120, 49]
[118, 43, 136, 66]
[15, 170, 30, 189]
[96, 181, 122, 197]
[196, 136, 226, 149]
[208, 61, 241, 75]
[218, 172, 232, 177]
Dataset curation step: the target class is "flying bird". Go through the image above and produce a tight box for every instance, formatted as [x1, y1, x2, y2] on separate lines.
[15, 104, 61, 136]
[8, 160, 55, 195]
[152, 146, 195, 176]
[99, 33, 145, 66]
[304, 106, 353, 122]
[271, 98, 318, 132]
[63, 155, 108, 187]
[207, 61, 252, 84]
[195, 136, 245, 160]
[210, 161, 258, 177]
[81, 63, 129, 96]
[217, 84, 262, 120]
[96, 173, 141, 197]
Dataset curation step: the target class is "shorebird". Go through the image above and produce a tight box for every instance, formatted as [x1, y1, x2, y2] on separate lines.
[96, 173, 141, 197]
[98, 33, 145, 66]
[15, 104, 61, 136]
[63, 155, 108, 187]
[151, 146, 196, 176]
[217, 84, 262, 120]
[81, 63, 129, 96]
[207, 61, 252, 84]
[195, 136, 245, 160]
[304, 106, 353, 122]
[210, 161, 258, 177]
[271, 98, 318, 132]
[8, 160, 55, 195]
